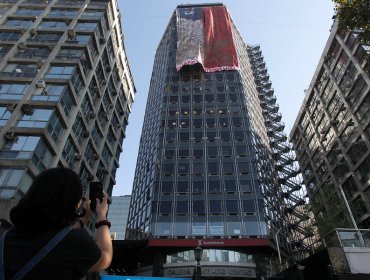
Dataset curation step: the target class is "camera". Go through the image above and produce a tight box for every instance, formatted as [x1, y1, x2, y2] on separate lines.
[89, 181, 104, 212]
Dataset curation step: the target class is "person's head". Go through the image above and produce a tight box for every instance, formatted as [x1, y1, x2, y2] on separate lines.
[10, 167, 83, 232]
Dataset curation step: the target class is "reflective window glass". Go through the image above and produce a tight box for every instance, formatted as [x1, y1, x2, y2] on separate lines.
[222, 146, 232, 157]
[162, 181, 173, 193]
[178, 163, 189, 174]
[240, 180, 252, 192]
[225, 180, 236, 191]
[14, 8, 43, 16]
[208, 162, 218, 174]
[49, 9, 78, 17]
[208, 146, 218, 157]
[226, 200, 238, 212]
[4, 19, 33, 27]
[0, 83, 29, 100]
[177, 181, 189, 192]
[160, 201, 172, 214]
[193, 181, 204, 192]
[193, 163, 204, 175]
[0, 106, 11, 126]
[209, 200, 222, 213]
[2, 63, 38, 78]
[193, 201, 205, 213]
[45, 65, 74, 79]
[38, 20, 67, 29]
[223, 162, 234, 174]
[208, 180, 220, 192]
[0, 31, 22, 41]
[176, 201, 188, 214]
[243, 200, 255, 212]
[193, 148, 203, 158]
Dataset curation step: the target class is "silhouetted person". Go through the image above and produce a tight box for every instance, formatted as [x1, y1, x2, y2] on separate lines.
[0, 167, 112, 279]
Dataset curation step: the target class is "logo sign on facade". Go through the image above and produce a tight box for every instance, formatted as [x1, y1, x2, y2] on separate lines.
[102, 276, 190, 280]
[164, 265, 256, 278]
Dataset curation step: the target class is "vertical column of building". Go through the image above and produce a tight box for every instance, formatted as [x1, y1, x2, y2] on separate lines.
[126, 16, 174, 240]
[0, 0, 135, 223]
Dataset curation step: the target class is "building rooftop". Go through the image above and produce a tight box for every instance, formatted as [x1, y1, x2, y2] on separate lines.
[177, 3, 224, 8]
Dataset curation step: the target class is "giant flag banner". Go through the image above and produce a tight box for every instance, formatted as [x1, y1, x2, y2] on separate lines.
[176, 6, 239, 73]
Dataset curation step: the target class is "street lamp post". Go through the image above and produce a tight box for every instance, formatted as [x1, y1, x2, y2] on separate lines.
[274, 228, 282, 269]
[194, 246, 203, 280]
[339, 185, 365, 247]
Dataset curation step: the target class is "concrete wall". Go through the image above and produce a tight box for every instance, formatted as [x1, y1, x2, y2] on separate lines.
[344, 247, 370, 274]
[0, 199, 16, 223]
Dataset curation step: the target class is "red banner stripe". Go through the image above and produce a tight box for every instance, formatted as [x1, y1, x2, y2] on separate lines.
[202, 6, 239, 72]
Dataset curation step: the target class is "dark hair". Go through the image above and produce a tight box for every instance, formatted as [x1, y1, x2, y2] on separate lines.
[10, 167, 83, 232]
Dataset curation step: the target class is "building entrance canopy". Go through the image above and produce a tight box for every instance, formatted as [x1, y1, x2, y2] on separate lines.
[102, 276, 190, 280]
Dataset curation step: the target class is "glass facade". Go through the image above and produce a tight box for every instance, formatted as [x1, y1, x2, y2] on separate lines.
[166, 249, 253, 264]
[126, 5, 303, 259]
[107, 195, 131, 240]
[0, 0, 135, 223]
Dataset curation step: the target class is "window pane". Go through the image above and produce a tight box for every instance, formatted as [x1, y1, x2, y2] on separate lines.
[159, 201, 172, 214]
[225, 180, 236, 191]
[243, 200, 255, 212]
[177, 181, 189, 192]
[209, 200, 222, 213]
[176, 201, 188, 214]
[193, 201, 205, 213]
[226, 200, 238, 212]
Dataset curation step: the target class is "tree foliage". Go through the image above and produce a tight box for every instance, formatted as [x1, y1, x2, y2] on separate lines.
[333, 0, 370, 44]
[305, 190, 350, 237]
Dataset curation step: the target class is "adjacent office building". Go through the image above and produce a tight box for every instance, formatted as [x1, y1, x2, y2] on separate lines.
[290, 21, 370, 233]
[0, 0, 135, 223]
[126, 4, 311, 278]
[108, 195, 131, 240]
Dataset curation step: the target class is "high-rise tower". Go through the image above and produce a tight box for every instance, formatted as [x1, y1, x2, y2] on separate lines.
[291, 21, 370, 234]
[108, 195, 131, 240]
[126, 4, 310, 277]
[0, 0, 135, 224]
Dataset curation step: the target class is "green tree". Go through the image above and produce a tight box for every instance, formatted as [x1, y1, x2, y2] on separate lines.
[306, 190, 350, 239]
[332, 0, 370, 44]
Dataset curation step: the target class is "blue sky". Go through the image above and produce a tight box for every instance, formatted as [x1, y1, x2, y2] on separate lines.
[113, 0, 335, 196]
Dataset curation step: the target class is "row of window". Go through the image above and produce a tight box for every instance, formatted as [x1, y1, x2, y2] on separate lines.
[160, 161, 251, 176]
[0, 136, 52, 170]
[154, 199, 259, 214]
[165, 70, 238, 83]
[163, 130, 249, 142]
[164, 106, 243, 116]
[162, 145, 252, 158]
[0, 104, 119, 164]
[2, 18, 104, 30]
[0, 168, 31, 200]
[152, 220, 267, 237]
[161, 177, 255, 189]
[9, 8, 104, 17]
[163, 93, 242, 104]
[162, 117, 246, 128]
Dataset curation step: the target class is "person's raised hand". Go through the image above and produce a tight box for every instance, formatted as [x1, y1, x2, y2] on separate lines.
[96, 191, 109, 221]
